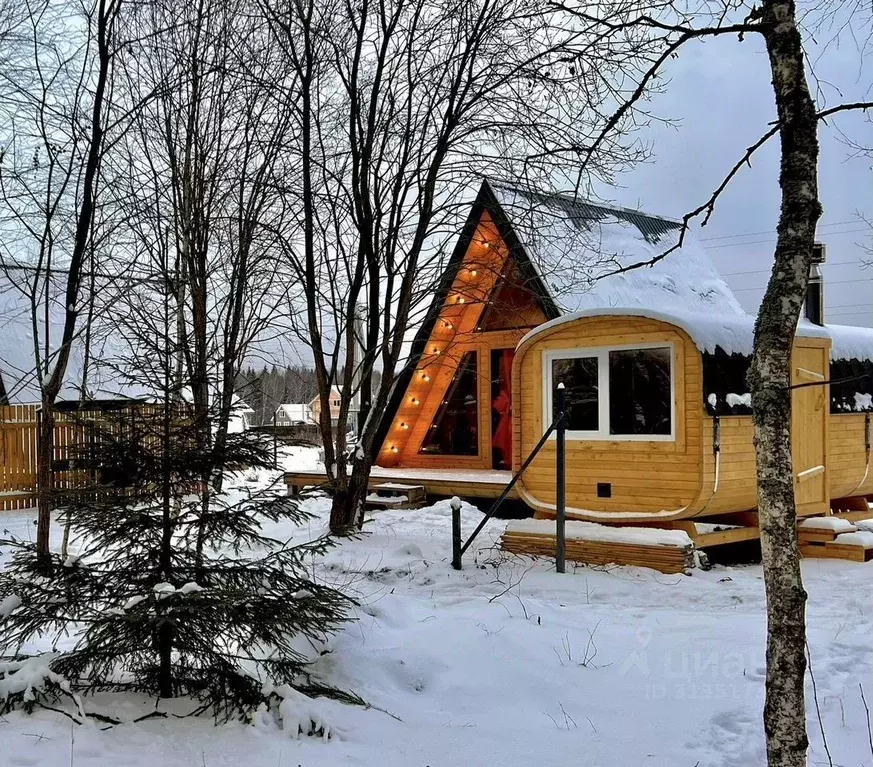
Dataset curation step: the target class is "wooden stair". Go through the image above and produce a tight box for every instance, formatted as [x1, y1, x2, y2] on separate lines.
[364, 483, 427, 511]
[798, 517, 873, 562]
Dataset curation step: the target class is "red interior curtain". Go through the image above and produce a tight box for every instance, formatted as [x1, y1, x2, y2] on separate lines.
[491, 349, 514, 469]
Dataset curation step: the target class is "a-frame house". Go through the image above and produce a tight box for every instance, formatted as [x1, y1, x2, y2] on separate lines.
[373, 180, 560, 472]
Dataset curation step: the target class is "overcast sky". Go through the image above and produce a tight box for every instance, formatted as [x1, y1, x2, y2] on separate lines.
[606, 22, 872, 328]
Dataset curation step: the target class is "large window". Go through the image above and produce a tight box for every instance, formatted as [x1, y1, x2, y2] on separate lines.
[420, 351, 479, 456]
[546, 344, 674, 440]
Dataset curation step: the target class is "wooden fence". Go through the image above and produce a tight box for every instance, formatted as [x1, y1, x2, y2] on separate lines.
[0, 405, 41, 510]
[0, 403, 179, 512]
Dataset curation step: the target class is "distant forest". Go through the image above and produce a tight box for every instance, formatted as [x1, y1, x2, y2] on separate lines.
[236, 366, 383, 426]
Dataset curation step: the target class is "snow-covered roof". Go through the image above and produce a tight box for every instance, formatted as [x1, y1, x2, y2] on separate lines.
[825, 323, 873, 363]
[519, 306, 873, 362]
[489, 182, 745, 318]
[488, 182, 873, 363]
[276, 403, 313, 423]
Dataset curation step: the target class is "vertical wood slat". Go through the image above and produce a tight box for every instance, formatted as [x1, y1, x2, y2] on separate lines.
[0, 403, 176, 511]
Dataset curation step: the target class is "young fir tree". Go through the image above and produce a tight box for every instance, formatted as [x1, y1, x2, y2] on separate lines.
[0, 382, 355, 727]
[0, 406, 355, 724]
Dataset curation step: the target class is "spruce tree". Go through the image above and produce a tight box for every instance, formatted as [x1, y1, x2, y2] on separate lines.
[0, 405, 355, 724]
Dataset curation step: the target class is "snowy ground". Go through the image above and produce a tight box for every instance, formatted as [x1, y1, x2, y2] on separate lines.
[3, 447, 873, 766]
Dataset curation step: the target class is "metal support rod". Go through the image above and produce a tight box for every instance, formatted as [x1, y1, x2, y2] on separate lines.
[459, 418, 558, 559]
[451, 496, 462, 570]
[555, 384, 566, 574]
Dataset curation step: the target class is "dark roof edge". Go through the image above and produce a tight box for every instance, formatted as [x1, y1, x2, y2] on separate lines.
[487, 178, 682, 227]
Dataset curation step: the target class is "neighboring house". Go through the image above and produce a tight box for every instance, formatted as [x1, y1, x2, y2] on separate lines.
[275, 403, 313, 426]
[309, 386, 358, 428]
[228, 397, 255, 434]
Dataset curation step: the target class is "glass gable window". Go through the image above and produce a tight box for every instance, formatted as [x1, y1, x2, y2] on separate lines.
[420, 351, 479, 456]
[547, 345, 673, 440]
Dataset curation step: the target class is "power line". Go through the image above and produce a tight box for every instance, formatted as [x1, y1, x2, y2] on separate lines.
[707, 227, 871, 249]
[732, 276, 873, 292]
[700, 220, 860, 242]
[720, 258, 866, 278]
[823, 301, 873, 310]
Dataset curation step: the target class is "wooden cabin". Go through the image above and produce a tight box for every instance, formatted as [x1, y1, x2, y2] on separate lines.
[287, 179, 873, 569]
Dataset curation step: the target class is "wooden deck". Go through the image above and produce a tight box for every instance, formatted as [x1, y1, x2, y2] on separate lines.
[284, 466, 517, 501]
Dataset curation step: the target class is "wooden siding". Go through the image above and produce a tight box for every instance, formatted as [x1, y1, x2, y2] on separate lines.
[377, 211, 548, 469]
[513, 316, 704, 519]
[698, 416, 757, 516]
[828, 413, 873, 498]
[515, 318, 844, 522]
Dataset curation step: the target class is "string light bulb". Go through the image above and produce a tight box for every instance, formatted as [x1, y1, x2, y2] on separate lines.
[411, 397, 420, 405]
[457, 296, 465, 304]
[470, 269, 478, 277]
[390, 445, 399, 453]
[433, 348, 441, 355]
[400, 422, 409, 430]
[421, 372, 430, 381]
[443, 321, 453, 330]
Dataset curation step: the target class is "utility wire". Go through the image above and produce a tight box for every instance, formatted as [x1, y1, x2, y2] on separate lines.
[707, 227, 871, 249]
[700, 219, 859, 242]
[720, 258, 865, 277]
[732, 276, 873, 292]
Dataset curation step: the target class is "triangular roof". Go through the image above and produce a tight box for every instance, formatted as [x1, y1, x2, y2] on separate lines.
[371, 179, 744, 456]
[487, 180, 745, 317]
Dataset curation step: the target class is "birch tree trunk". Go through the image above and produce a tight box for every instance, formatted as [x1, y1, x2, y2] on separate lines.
[750, 2, 820, 764]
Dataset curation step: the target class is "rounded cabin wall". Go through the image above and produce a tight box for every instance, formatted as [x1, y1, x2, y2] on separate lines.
[513, 316, 713, 521]
[829, 413, 873, 498]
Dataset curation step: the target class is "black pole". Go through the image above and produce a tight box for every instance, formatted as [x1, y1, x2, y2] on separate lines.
[451, 496, 462, 570]
[555, 383, 566, 574]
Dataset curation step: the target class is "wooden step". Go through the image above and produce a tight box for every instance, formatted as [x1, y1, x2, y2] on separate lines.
[797, 517, 857, 544]
[801, 531, 873, 562]
[364, 483, 427, 511]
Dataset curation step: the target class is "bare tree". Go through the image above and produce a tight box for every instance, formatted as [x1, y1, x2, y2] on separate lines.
[551, 2, 873, 764]
[260, 0, 653, 532]
[0, 0, 126, 559]
[99, 0, 300, 567]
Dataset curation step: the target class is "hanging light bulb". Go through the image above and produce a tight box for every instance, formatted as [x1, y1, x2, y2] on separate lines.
[421, 372, 430, 381]
[443, 320, 453, 330]
[457, 296, 465, 304]
[470, 269, 478, 277]
[390, 445, 399, 453]
[411, 397, 420, 405]
[400, 422, 409, 430]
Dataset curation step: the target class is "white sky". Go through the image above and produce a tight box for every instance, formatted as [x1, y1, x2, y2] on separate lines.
[606, 25, 872, 328]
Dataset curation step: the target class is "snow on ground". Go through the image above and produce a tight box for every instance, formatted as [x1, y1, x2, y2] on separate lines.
[3, 447, 873, 766]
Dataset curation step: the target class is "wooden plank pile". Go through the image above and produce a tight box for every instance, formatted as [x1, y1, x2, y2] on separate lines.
[364, 483, 427, 511]
[500, 520, 694, 575]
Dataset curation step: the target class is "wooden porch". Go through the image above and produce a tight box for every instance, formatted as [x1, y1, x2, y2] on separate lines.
[284, 466, 517, 501]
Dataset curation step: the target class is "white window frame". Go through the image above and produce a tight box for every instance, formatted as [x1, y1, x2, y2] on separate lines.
[543, 342, 676, 442]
